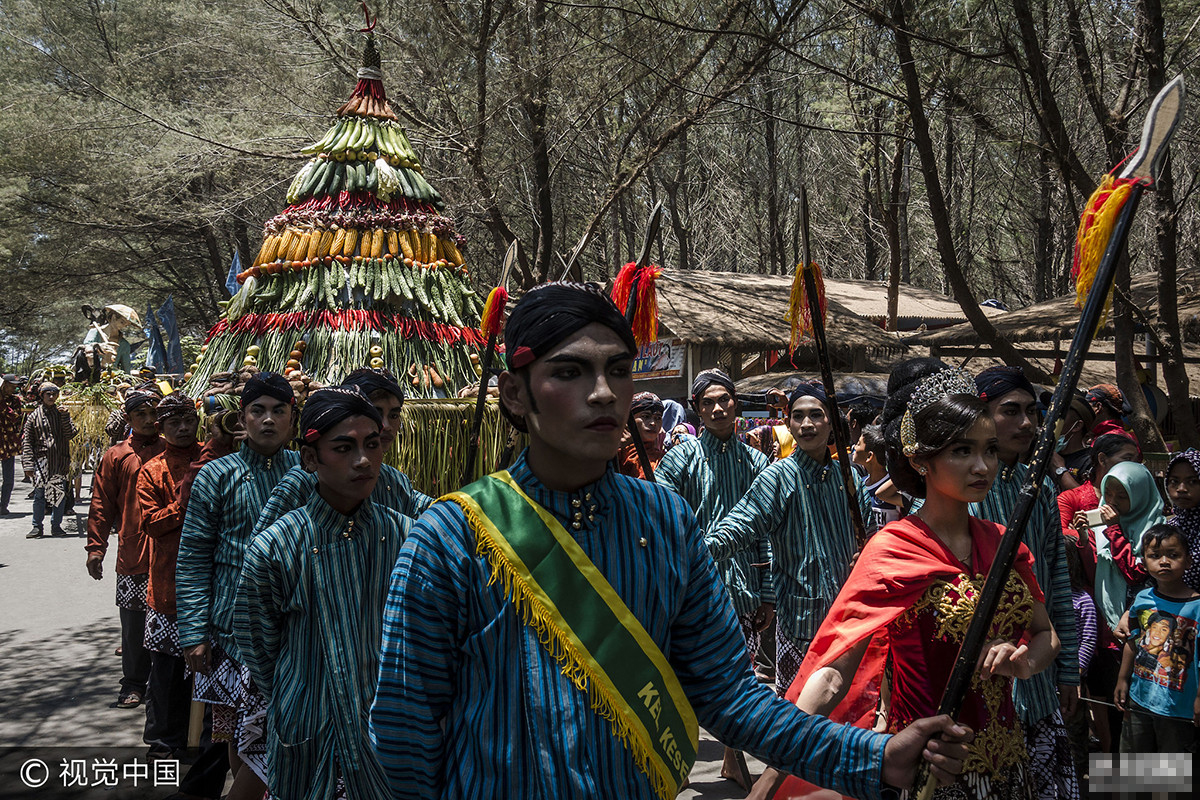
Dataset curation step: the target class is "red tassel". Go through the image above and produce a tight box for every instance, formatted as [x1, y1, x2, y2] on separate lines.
[480, 286, 508, 339]
[612, 262, 639, 314]
[632, 265, 661, 347]
[611, 262, 662, 348]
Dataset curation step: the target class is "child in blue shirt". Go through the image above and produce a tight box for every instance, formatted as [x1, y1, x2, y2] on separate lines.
[1115, 524, 1200, 754]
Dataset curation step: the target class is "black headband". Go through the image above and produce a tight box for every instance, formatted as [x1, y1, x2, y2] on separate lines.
[242, 372, 295, 408]
[124, 386, 162, 414]
[156, 392, 196, 421]
[343, 367, 404, 405]
[787, 381, 830, 414]
[630, 392, 665, 416]
[690, 369, 736, 409]
[298, 387, 382, 444]
[975, 366, 1036, 404]
[504, 282, 636, 370]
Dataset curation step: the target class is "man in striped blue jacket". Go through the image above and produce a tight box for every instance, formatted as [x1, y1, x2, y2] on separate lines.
[236, 387, 407, 800]
[655, 368, 772, 787]
[973, 366, 1081, 800]
[251, 367, 433, 537]
[705, 382, 862, 695]
[370, 282, 971, 800]
[177, 372, 299, 797]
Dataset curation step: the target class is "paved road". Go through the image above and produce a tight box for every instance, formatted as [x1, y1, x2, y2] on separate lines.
[0, 473, 768, 798]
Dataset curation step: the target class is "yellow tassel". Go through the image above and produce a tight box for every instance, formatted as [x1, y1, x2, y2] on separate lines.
[454, 501, 677, 800]
[785, 260, 826, 351]
[1071, 174, 1135, 323]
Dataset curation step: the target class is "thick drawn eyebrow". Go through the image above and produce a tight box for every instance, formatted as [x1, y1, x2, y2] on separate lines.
[543, 352, 633, 367]
[328, 432, 380, 444]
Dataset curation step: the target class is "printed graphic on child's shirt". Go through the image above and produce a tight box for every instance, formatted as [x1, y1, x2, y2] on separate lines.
[1133, 609, 1197, 691]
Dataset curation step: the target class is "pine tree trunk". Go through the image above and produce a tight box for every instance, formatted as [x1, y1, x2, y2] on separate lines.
[891, 0, 1046, 379]
[1141, 0, 1196, 446]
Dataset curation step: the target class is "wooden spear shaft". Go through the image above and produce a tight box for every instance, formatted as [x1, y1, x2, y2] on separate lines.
[623, 202, 665, 481]
[799, 185, 867, 548]
[461, 240, 517, 486]
[623, 274, 656, 481]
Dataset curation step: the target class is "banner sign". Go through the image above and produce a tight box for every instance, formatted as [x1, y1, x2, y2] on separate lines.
[633, 339, 684, 380]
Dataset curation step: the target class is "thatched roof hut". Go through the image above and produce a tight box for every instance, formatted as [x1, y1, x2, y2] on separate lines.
[654, 270, 905, 356]
[904, 272, 1200, 347]
[625, 269, 905, 398]
[822, 278, 1006, 331]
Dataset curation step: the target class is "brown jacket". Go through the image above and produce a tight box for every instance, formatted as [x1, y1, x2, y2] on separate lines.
[85, 433, 165, 575]
[136, 441, 202, 614]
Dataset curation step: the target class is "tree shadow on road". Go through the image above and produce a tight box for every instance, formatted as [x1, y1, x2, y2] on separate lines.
[0, 624, 145, 747]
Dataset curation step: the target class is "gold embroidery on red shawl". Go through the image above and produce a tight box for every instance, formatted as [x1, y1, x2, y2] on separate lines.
[897, 571, 1034, 776]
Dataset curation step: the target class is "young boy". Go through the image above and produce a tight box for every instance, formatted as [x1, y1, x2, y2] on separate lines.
[135, 392, 202, 759]
[1115, 524, 1200, 753]
[851, 424, 903, 535]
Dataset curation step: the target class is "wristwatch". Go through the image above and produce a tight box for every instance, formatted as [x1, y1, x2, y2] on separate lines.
[1054, 466, 1070, 481]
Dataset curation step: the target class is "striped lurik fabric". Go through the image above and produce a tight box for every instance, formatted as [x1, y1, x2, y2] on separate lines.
[971, 463, 1082, 723]
[176, 445, 300, 657]
[369, 451, 891, 800]
[235, 495, 408, 800]
[655, 430, 773, 617]
[253, 463, 433, 537]
[705, 449, 863, 646]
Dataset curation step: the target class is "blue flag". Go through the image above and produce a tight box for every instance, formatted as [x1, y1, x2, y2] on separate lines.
[157, 295, 185, 374]
[144, 303, 168, 373]
[226, 251, 242, 296]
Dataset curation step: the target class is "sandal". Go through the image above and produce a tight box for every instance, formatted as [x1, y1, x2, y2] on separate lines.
[116, 691, 143, 709]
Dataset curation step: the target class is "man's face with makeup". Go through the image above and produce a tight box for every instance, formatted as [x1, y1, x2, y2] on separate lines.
[499, 323, 635, 471]
[301, 416, 383, 513]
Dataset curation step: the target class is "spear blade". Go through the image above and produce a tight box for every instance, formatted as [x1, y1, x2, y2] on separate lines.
[635, 201, 664, 271]
[558, 228, 591, 282]
[1119, 75, 1184, 182]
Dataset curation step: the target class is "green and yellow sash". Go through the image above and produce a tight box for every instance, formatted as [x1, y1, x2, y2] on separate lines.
[445, 471, 698, 799]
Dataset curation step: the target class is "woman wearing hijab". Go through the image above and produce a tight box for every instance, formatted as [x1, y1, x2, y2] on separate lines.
[1058, 433, 1142, 592]
[1094, 461, 1166, 630]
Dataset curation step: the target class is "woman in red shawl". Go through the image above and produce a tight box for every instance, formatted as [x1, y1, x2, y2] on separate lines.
[756, 368, 1060, 800]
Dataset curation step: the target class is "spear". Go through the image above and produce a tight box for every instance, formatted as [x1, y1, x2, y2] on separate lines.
[796, 185, 868, 548]
[613, 201, 664, 481]
[558, 226, 592, 282]
[460, 240, 517, 486]
[914, 75, 1184, 800]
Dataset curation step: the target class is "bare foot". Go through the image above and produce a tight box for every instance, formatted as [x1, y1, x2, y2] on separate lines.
[747, 767, 787, 800]
[721, 746, 752, 791]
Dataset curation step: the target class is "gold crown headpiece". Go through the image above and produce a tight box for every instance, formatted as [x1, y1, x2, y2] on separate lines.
[900, 367, 977, 457]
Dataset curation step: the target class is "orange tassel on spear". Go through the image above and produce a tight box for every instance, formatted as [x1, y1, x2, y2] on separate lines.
[610, 202, 664, 479]
[1071, 172, 1138, 324]
[790, 186, 866, 548]
[785, 259, 826, 352]
[461, 240, 517, 485]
